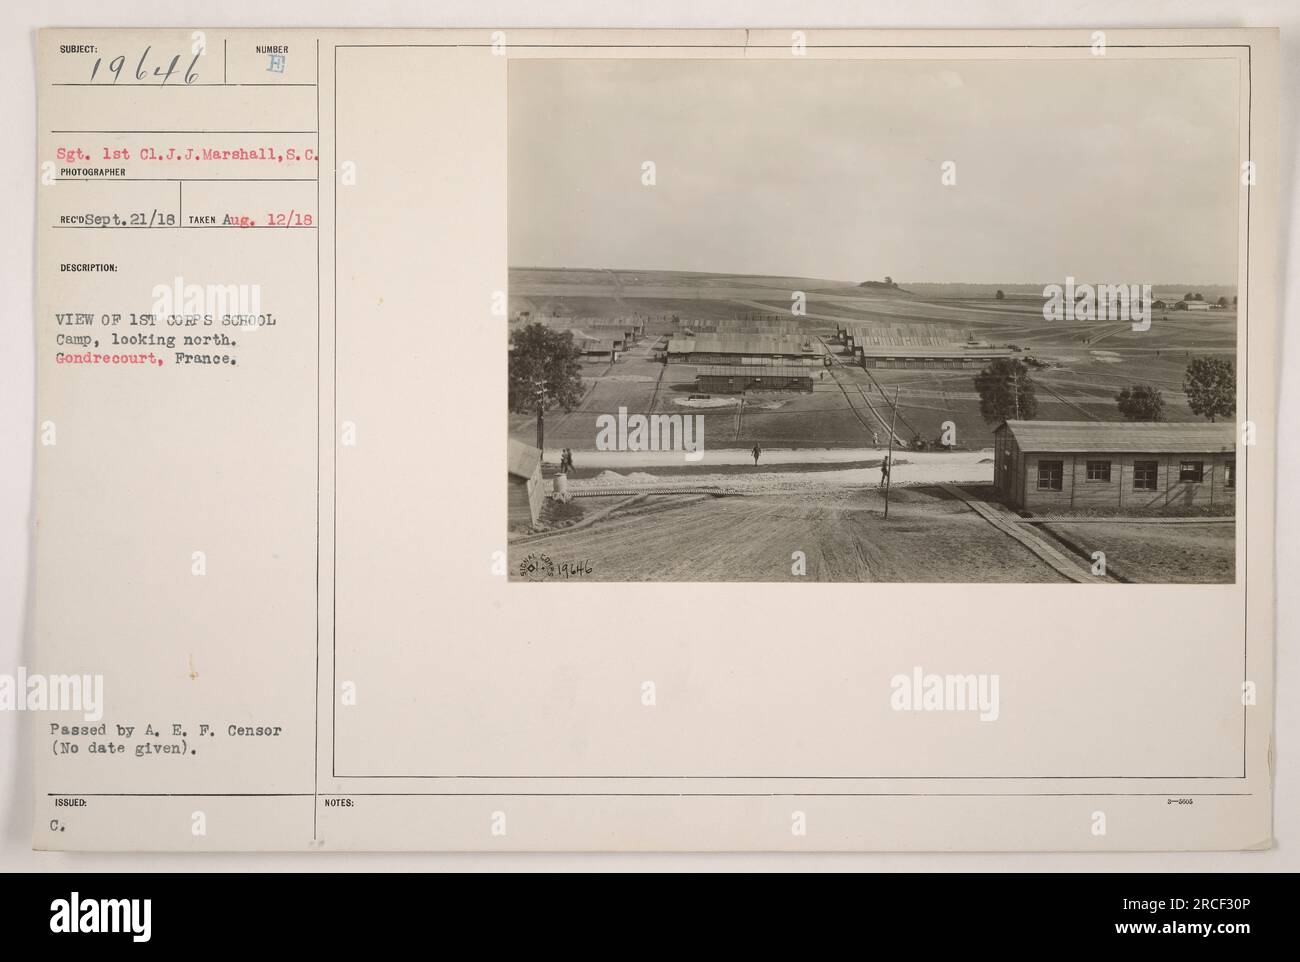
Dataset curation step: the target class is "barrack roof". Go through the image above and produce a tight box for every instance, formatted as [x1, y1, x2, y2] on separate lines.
[997, 420, 1235, 454]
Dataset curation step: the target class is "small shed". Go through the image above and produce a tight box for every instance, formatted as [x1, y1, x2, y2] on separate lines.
[578, 339, 619, 361]
[993, 420, 1236, 512]
[507, 438, 544, 528]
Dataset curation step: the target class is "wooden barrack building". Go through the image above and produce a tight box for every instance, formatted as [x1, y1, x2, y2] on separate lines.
[993, 420, 1237, 512]
[696, 365, 814, 393]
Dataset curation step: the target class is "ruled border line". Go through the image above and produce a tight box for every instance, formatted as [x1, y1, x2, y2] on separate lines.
[313, 41, 1254, 789]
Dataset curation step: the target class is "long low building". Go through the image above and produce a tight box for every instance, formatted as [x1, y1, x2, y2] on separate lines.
[993, 420, 1236, 512]
[697, 365, 814, 393]
[857, 346, 1017, 369]
[835, 323, 1017, 369]
[667, 334, 825, 365]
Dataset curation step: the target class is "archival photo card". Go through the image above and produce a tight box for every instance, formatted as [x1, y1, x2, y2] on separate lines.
[29, 27, 1276, 853]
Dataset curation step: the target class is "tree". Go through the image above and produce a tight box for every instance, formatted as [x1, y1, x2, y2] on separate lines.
[1193, 292, 1204, 301]
[995, 289, 1005, 300]
[1115, 384, 1165, 421]
[1183, 357, 1236, 422]
[1217, 296, 1229, 307]
[1184, 292, 1194, 302]
[508, 323, 586, 450]
[974, 358, 1037, 423]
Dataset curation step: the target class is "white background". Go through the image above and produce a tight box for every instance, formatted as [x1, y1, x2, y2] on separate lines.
[2, 0, 1296, 871]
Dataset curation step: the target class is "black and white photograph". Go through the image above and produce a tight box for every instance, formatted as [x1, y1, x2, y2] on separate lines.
[508, 57, 1242, 583]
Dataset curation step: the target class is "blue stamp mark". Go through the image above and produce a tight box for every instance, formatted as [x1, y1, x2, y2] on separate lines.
[267, 53, 286, 74]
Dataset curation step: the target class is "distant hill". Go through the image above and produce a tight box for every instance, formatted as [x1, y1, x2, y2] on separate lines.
[858, 279, 911, 294]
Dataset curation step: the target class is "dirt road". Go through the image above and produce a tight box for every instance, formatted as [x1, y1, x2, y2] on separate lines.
[510, 485, 1063, 582]
[549, 449, 995, 489]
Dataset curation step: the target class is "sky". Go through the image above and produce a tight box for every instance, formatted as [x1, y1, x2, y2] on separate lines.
[508, 57, 1241, 285]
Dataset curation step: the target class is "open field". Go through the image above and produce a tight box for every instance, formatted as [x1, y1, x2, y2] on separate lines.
[509, 268, 1237, 453]
[1037, 520, 1236, 584]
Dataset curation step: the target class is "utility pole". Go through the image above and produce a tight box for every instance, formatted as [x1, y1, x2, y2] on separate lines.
[883, 387, 900, 519]
[535, 382, 547, 453]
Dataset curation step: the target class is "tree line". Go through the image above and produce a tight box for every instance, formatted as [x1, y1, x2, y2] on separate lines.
[975, 356, 1236, 424]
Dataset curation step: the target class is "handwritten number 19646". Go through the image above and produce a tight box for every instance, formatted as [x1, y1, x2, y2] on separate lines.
[89, 46, 201, 86]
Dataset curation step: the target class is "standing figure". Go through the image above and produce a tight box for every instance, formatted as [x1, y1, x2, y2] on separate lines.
[751, 442, 762, 466]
